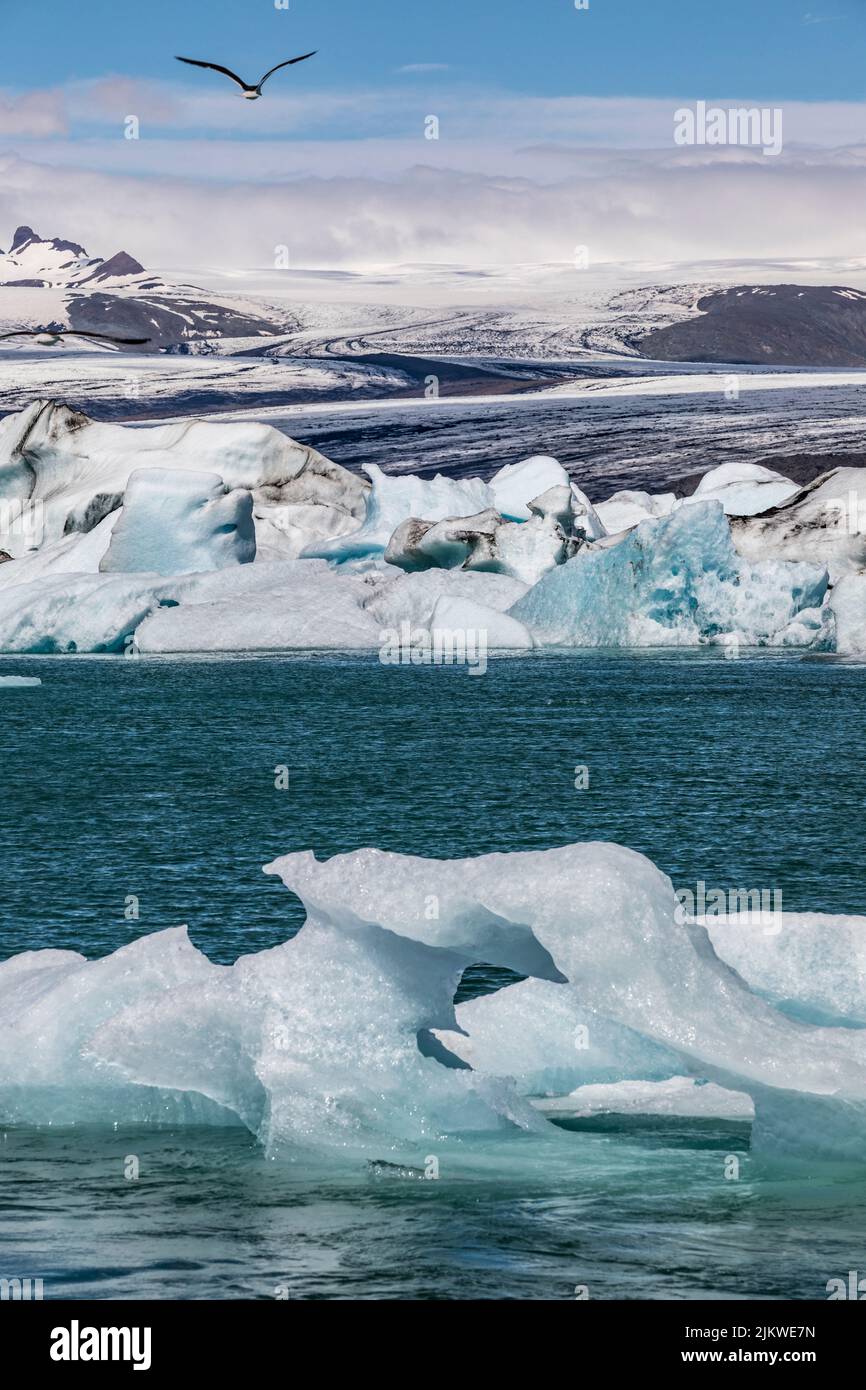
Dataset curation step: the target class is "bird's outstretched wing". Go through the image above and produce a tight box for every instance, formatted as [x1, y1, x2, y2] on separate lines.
[175, 56, 249, 89]
[259, 52, 318, 86]
[0, 330, 149, 344]
[70, 332, 151, 344]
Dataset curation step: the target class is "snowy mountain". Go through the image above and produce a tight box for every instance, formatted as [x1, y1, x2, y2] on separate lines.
[0, 225, 294, 348]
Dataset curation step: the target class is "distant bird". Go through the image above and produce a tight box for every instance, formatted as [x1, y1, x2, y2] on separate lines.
[0, 329, 150, 347]
[175, 52, 317, 99]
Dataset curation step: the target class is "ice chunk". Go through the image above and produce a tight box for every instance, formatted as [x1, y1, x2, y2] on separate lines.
[268, 839, 866, 1160]
[489, 455, 570, 520]
[0, 927, 232, 1126]
[465, 513, 579, 585]
[0, 674, 41, 686]
[510, 500, 829, 648]
[100, 468, 256, 576]
[385, 509, 501, 572]
[429, 595, 535, 650]
[533, 1077, 753, 1120]
[307, 463, 492, 562]
[385, 505, 578, 586]
[0, 399, 366, 559]
[366, 568, 528, 632]
[595, 488, 677, 534]
[0, 511, 119, 589]
[687, 462, 799, 517]
[567, 483, 607, 541]
[828, 572, 866, 654]
[134, 564, 382, 652]
[732, 467, 866, 582]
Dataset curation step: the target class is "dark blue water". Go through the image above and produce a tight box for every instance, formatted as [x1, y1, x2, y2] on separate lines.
[1, 649, 865, 1300]
[1, 649, 864, 965]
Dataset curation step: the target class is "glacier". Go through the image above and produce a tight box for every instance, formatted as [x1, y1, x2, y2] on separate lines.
[3, 838, 866, 1164]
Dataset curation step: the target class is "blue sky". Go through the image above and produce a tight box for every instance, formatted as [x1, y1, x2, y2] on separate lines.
[4, 0, 866, 109]
[2, 0, 866, 271]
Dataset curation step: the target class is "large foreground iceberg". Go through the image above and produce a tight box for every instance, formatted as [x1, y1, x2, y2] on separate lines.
[3, 838, 866, 1166]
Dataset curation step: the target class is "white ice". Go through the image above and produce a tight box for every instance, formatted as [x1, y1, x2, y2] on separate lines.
[686, 461, 800, 517]
[100, 468, 256, 576]
[510, 499, 830, 648]
[3, 838, 866, 1162]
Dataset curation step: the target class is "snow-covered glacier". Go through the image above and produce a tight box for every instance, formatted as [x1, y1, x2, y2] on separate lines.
[3, 838, 866, 1165]
[0, 400, 865, 654]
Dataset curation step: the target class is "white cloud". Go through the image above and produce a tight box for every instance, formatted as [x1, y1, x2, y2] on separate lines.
[0, 91, 67, 137]
[1, 140, 865, 274]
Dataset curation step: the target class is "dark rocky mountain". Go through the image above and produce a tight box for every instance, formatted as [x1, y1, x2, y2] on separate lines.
[636, 285, 866, 367]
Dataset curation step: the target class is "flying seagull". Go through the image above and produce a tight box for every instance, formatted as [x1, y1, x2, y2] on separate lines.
[0, 329, 150, 347]
[175, 52, 317, 99]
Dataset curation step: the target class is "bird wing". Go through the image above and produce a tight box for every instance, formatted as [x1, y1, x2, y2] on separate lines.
[0, 330, 32, 339]
[259, 52, 318, 86]
[68, 332, 151, 344]
[175, 56, 250, 89]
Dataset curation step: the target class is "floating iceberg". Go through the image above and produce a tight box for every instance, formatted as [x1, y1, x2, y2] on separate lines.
[0, 400, 366, 561]
[3, 837, 866, 1163]
[510, 499, 830, 648]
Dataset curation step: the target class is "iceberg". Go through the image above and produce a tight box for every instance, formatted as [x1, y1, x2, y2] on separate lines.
[3, 837, 866, 1162]
[306, 463, 492, 563]
[732, 466, 866, 582]
[100, 468, 256, 576]
[510, 499, 830, 647]
[135, 564, 382, 652]
[489, 455, 570, 520]
[686, 461, 799, 517]
[595, 488, 677, 534]
[0, 400, 366, 561]
[428, 595, 535, 651]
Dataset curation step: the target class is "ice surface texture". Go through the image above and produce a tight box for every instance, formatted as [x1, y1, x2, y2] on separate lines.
[100, 468, 256, 576]
[0, 401, 865, 653]
[4, 839, 866, 1164]
[511, 500, 830, 648]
